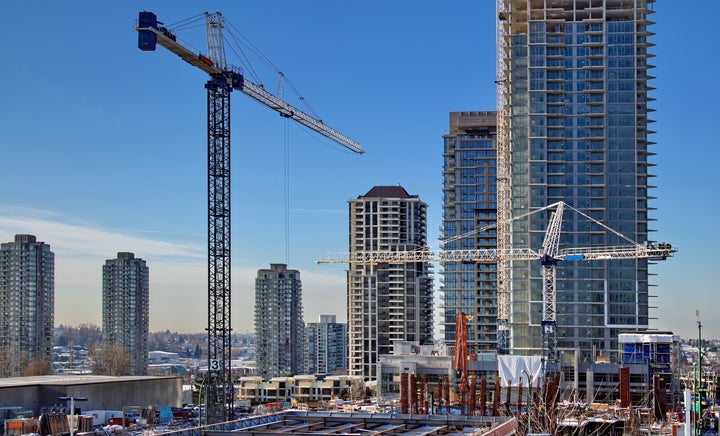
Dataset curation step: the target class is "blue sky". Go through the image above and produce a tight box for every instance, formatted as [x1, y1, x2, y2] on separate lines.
[0, 1, 717, 340]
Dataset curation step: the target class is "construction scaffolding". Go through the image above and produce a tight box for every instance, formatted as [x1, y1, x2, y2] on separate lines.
[495, 0, 513, 356]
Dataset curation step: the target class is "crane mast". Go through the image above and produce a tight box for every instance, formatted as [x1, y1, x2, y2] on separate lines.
[204, 14, 232, 424]
[540, 203, 563, 378]
[136, 11, 362, 423]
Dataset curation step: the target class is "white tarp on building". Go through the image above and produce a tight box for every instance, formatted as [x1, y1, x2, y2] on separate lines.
[497, 355, 543, 387]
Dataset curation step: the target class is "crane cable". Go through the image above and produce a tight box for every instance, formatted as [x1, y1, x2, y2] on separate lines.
[223, 19, 322, 119]
[223, 16, 356, 156]
[278, 73, 291, 265]
[284, 117, 291, 265]
[166, 13, 206, 31]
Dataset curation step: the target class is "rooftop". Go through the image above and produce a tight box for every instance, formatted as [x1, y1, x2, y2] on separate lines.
[0, 374, 174, 388]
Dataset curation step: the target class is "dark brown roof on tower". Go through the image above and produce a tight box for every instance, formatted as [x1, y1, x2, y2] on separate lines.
[360, 185, 412, 199]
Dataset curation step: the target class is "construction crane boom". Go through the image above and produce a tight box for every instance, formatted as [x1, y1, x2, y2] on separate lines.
[136, 11, 361, 423]
[317, 244, 672, 264]
[136, 16, 363, 154]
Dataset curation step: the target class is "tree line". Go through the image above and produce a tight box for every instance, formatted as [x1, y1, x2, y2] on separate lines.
[0, 325, 222, 377]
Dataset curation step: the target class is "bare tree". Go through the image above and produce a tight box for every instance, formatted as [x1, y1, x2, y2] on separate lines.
[91, 343, 132, 376]
[0, 348, 30, 377]
[24, 359, 51, 376]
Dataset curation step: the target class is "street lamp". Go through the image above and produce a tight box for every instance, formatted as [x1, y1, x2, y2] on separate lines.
[696, 313, 704, 436]
[58, 396, 87, 436]
[522, 370, 533, 434]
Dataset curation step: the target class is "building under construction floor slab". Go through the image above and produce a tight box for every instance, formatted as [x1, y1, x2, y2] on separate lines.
[199, 411, 517, 436]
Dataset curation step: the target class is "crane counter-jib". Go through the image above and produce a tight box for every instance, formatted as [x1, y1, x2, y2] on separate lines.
[136, 20, 221, 76]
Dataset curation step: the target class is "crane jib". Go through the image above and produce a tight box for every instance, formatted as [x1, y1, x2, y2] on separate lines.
[135, 11, 362, 154]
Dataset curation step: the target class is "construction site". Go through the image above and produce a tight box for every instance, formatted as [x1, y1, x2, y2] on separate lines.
[376, 333, 685, 435]
[130, 1, 687, 435]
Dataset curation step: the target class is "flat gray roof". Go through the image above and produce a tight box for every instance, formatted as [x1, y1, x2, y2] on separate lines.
[0, 375, 177, 388]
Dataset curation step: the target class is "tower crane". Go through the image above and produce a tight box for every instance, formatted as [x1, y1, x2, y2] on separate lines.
[318, 201, 675, 380]
[135, 11, 363, 423]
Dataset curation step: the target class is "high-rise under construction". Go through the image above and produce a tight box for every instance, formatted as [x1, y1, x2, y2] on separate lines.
[496, 0, 658, 362]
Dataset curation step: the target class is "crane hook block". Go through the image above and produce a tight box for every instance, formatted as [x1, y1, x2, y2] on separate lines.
[138, 11, 158, 51]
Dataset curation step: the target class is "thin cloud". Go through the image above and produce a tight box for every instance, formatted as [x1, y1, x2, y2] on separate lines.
[0, 214, 203, 261]
[0, 207, 348, 333]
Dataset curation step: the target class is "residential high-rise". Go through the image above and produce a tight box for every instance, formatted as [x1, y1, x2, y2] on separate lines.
[102, 252, 149, 375]
[497, 0, 657, 361]
[305, 314, 347, 375]
[348, 186, 433, 380]
[255, 263, 305, 379]
[441, 112, 498, 353]
[0, 234, 54, 376]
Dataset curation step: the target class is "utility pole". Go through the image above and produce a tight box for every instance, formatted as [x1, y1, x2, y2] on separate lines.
[696, 311, 702, 436]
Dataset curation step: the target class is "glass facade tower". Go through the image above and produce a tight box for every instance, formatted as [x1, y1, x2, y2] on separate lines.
[305, 314, 347, 375]
[441, 112, 498, 354]
[500, 0, 656, 362]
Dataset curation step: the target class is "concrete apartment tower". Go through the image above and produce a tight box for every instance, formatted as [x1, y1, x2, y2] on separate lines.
[0, 234, 54, 376]
[497, 0, 658, 360]
[255, 263, 305, 379]
[441, 112, 498, 353]
[102, 252, 149, 375]
[348, 186, 434, 380]
[305, 314, 347, 375]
